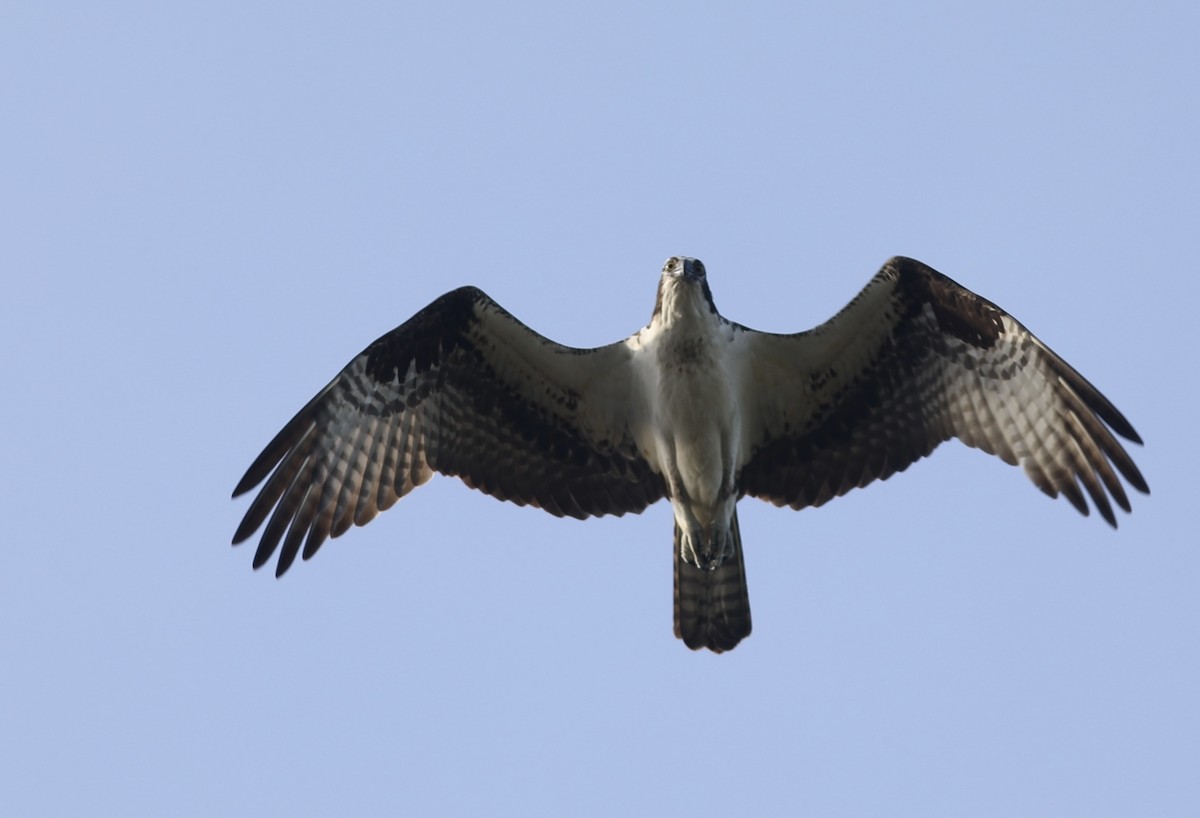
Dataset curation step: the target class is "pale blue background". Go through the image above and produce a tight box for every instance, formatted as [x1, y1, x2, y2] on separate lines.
[4, 2, 1197, 815]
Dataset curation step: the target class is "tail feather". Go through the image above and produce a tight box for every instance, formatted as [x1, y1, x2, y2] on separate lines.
[673, 509, 752, 652]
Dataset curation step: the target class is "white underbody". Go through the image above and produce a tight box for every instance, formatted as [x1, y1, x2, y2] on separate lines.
[626, 273, 750, 569]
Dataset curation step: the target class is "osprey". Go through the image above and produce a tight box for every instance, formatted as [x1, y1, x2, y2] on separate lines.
[232, 256, 1148, 652]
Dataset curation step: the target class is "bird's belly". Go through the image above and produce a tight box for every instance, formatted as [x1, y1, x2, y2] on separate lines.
[672, 438, 725, 514]
[657, 364, 737, 516]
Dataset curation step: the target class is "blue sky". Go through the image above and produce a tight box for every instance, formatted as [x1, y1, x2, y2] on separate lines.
[4, 2, 1197, 815]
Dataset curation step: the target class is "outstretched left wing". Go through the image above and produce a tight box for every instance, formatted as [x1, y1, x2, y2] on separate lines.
[233, 286, 665, 576]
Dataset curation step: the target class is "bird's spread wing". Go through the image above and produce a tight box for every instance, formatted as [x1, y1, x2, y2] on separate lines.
[736, 256, 1148, 521]
[233, 287, 665, 575]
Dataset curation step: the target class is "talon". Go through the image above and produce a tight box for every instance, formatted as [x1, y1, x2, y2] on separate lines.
[680, 526, 734, 570]
[700, 540, 724, 571]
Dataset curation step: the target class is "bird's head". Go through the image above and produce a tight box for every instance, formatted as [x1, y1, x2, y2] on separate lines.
[653, 256, 718, 323]
[662, 255, 707, 282]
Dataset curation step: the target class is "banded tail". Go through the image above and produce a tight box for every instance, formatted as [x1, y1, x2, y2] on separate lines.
[673, 509, 752, 652]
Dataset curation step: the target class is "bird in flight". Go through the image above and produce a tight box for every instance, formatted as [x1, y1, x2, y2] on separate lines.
[232, 255, 1148, 652]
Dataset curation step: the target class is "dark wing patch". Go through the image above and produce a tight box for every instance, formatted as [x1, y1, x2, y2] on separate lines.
[233, 287, 664, 576]
[739, 256, 1148, 523]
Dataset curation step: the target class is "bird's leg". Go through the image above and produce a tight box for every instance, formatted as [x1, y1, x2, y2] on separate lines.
[692, 476, 738, 569]
[674, 502, 741, 572]
[677, 515, 710, 570]
[678, 521, 735, 571]
[663, 442, 734, 570]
